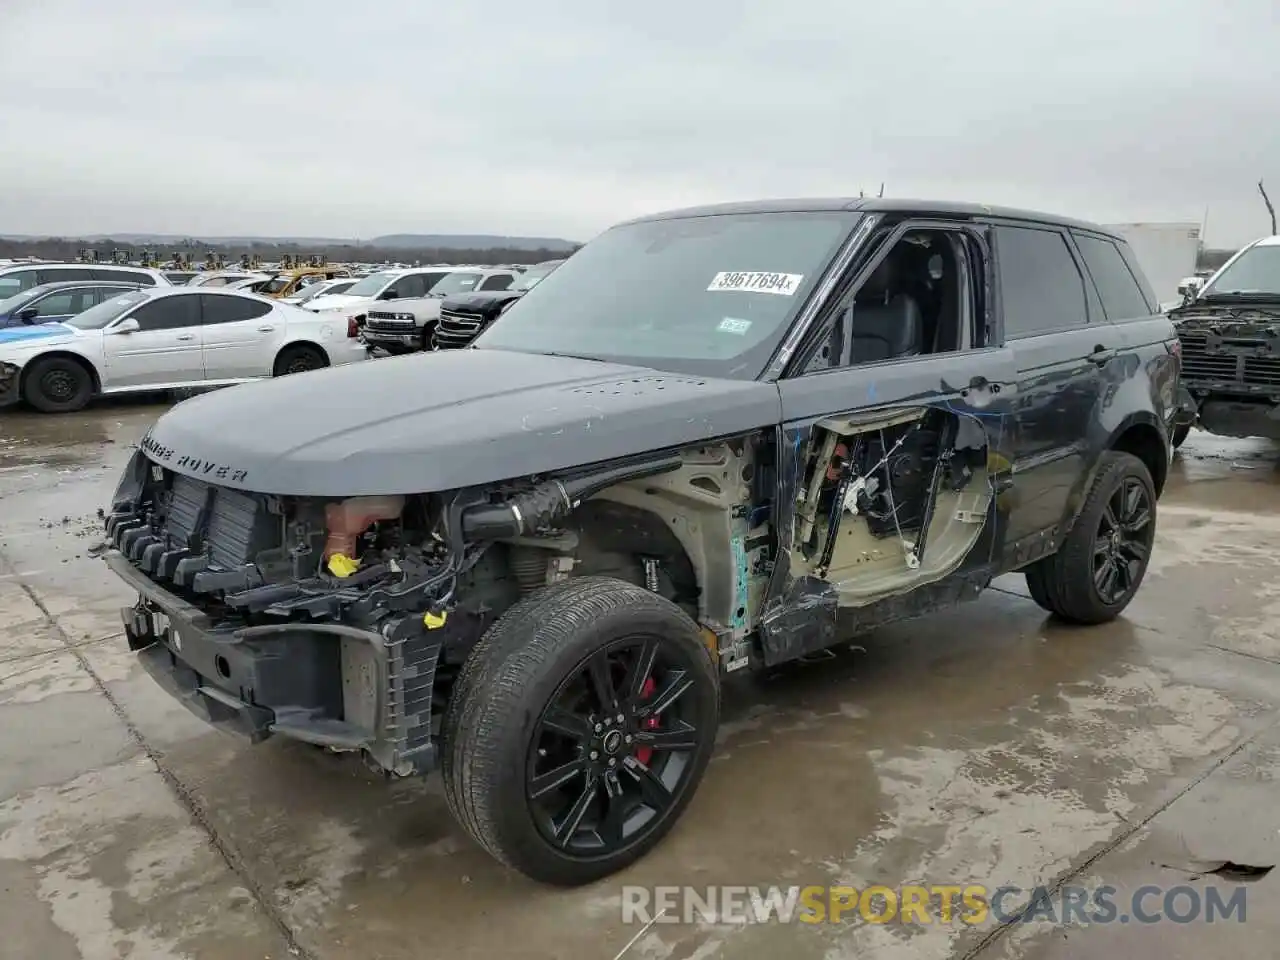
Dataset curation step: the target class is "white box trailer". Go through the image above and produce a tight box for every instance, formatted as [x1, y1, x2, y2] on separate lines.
[1102, 222, 1202, 309]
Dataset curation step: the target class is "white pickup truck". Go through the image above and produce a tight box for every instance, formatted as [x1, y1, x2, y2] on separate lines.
[360, 266, 522, 354]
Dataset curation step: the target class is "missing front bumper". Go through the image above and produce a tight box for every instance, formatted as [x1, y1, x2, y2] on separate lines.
[107, 551, 442, 774]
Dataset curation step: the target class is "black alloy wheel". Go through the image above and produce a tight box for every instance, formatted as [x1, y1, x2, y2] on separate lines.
[1024, 451, 1157, 624]
[441, 576, 719, 885]
[1092, 475, 1154, 606]
[526, 636, 705, 856]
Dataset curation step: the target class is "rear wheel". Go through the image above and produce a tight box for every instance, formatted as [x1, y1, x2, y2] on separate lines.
[273, 344, 327, 376]
[442, 577, 719, 885]
[1024, 451, 1156, 624]
[22, 355, 93, 413]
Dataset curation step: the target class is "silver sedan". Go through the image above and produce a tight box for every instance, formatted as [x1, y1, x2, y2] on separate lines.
[0, 287, 370, 413]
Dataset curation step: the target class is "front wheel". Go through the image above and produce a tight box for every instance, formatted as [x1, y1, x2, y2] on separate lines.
[442, 577, 719, 885]
[22, 355, 93, 413]
[1024, 451, 1156, 624]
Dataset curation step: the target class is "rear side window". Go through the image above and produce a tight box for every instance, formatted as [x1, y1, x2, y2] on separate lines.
[995, 225, 1089, 338]
[38, 267, 95, 283]
[1115, 242, 1158, 311]
[95, 269, 156, 286]
[199, 293, 273, 324]
[92, 286, 135, 304]
[1074, 234, 1153, 321]
[128, 295, 200, 331]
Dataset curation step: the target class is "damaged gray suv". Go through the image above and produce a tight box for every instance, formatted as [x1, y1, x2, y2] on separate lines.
[101, 198, 1181, 885]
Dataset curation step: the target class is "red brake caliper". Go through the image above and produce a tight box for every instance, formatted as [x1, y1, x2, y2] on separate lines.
[635, 676, 659, 766]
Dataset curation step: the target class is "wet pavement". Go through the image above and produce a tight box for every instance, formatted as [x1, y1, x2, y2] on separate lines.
[2, 403, 1280, 959]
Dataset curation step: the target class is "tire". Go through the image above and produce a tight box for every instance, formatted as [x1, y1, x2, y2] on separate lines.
[22, 355, 93, 413]
[1023, 451, 1156, 625]
[1171, 422, 1191, 449]
[274, 344, 327, 376]
[1024, 561, 1054, 612]
[441, 576, 719, 885]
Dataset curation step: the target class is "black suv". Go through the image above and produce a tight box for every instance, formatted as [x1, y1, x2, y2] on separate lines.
[433, 259, 566, 349]
[1169, 235, 1280, 445]
[101, 198, 1180, 886]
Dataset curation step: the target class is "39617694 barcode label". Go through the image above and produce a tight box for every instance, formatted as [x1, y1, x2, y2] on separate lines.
[706, 271, 804, 296]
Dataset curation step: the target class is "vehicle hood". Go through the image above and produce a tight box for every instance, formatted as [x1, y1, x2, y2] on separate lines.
[305, 293, 372, 313]
[0, 322, 80, 351]
[137, 348, 782, 497]
[443, 290, 524, 312]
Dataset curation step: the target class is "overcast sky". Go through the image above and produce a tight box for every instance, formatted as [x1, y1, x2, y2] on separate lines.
[1, 0, 1276, 247]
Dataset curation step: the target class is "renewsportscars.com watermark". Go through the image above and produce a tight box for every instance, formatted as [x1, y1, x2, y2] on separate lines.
[621, 884, 1249, 926]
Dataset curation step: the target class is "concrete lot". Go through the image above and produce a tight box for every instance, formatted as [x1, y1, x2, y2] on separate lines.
[2, 400, 1279, 959]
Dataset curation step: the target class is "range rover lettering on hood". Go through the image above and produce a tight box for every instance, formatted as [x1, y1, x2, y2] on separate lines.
[139, 433, 250, 483]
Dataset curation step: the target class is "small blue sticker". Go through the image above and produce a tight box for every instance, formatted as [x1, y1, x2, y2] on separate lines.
[718, 317, 752, 335]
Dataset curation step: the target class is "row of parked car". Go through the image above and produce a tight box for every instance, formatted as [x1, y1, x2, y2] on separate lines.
[0, 257, 563, 413]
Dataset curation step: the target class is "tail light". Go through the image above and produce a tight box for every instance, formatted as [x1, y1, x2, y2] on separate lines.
[346, 316, 359, 338]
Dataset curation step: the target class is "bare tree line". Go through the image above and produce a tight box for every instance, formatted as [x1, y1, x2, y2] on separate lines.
[0, 236, 579, 267]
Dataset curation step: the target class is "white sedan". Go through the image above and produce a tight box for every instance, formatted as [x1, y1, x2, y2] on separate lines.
[0, 287, 369, 413]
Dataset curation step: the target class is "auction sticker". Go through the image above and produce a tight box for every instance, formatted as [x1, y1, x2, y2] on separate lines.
[707, 271, 804, 296]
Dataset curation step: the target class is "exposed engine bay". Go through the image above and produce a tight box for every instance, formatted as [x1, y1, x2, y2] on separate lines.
[793, 407, 992, 605]
[102, 441, 769, 774]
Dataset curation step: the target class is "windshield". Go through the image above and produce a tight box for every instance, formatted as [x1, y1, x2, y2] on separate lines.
[430, 271, 483, 296]
[0, 287, 42, 313]
[67, 290, 150, 329]
[1203, 244, 1280, 299]
[513, 262, 562, 291]
[342, 271, 400, 298]
[474, 212, 858, 378]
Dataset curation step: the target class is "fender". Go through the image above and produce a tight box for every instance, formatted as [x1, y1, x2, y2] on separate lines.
[1059, 409, 1168, 535]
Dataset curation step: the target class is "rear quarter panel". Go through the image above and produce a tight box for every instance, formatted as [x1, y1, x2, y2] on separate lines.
[278, 305, 367, 366]
[1070, 315, 1177, 520]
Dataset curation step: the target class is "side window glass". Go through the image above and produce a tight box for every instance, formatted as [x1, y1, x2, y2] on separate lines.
[32, 292, 79, 316]
[1074, 234, 1152, 321]
[401, 275, 427, 298]
[200, 293, 273, 324]
[994, 226, 1088, 338]
[39, 268, 95, 283]
[480, 274, 513, 291]
[1116, 242, 1158, 311]
[128, 296, 200, 331]
[0, 270, 37, 297]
